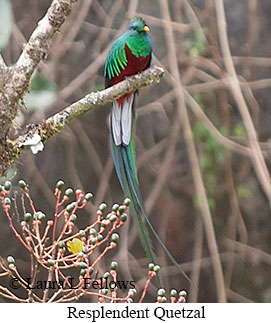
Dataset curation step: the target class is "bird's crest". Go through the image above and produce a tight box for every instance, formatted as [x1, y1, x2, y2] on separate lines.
[128, 17, 149, 32]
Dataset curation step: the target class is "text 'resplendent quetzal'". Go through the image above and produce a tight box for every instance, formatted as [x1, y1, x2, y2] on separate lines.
[104, 17, 190, 285]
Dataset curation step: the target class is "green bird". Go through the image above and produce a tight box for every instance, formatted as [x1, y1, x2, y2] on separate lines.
[104, 17, 190, 286]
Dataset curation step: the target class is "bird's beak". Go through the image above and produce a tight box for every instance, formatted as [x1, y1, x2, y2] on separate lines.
[143, 25, 150, 32]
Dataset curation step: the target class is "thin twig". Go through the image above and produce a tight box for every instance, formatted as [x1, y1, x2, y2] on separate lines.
[214, 0, 271, 203]
[159, 0, 226, 302]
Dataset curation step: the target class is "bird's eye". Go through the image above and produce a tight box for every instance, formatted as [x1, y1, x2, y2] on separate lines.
[132, 26, 137, 31]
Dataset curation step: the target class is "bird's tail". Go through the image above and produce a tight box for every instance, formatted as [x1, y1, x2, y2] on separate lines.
[111, 137, 163, 287]
[110, 95, 191, 286]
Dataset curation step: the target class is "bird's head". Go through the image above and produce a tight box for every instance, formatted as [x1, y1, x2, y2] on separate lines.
[128, 17, 150, 35]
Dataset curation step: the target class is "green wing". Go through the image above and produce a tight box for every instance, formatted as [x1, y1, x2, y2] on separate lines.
[104, 37, 128, 81]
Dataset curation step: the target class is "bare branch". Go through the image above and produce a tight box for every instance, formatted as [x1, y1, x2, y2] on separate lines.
[184, 90, 252, 157]
[215, 0, 271, 202]
[159, 0, 226, 302]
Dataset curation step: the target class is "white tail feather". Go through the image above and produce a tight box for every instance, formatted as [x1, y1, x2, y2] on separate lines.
[112, 101, 122, 146]
[121, 93, 134, 145]
[111, 93, 134, 146]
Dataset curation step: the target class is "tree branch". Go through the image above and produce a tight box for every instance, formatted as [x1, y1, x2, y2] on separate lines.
[0, 0, 77, 176]
[215, 0, 271, 203]
[15, 0, 76, 82]
[1, 0, 77, 133]
[0, 54, 7, 73]
[4, 65, 164, 175]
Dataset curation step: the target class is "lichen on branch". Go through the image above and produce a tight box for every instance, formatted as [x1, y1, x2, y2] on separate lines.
[0, 0, 78, 176]
[15, 65, 164, 159]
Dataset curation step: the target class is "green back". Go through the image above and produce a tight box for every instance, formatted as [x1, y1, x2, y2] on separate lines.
[104, 17, 152, 81]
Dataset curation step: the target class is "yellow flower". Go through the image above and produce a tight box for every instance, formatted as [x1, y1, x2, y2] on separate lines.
[67, 238, 83, 254]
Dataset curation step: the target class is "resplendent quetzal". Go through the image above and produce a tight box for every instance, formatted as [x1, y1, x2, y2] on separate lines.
[104, 17, 190, 285]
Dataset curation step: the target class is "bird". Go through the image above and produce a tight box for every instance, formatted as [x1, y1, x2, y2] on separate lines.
[104, 17, 191, 286]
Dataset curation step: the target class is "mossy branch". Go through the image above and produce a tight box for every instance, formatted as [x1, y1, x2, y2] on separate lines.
[9, 65, 164, 174]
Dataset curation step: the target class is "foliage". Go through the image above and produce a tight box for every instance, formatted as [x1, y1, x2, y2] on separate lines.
[184, 28, 207, 57]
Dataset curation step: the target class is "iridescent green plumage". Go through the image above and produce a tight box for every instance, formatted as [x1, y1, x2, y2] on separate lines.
[104, 39, 128, 80]
[104, 17, 152, 83]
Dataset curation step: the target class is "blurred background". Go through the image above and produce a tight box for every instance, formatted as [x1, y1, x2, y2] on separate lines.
[0, 0, 271, 302]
